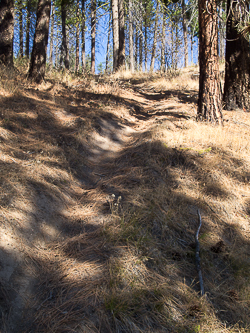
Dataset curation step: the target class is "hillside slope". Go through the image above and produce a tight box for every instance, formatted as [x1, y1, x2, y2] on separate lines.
[0, 66, 250, 332]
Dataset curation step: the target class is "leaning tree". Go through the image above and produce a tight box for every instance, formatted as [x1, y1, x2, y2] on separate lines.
[197, 0, 223, 124]
[223, 0, 250, 111]
[0, 0, 14, 67]
[28, 0, 51, 83]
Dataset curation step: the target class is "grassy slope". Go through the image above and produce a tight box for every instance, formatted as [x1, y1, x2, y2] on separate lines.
[0, 64, 250, 332]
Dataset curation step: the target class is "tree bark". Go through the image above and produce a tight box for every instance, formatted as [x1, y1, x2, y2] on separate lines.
[197, 0, 223, 124]
[25, 0, 31, 58]
[106, 13, 111, 72]
[181, 0, 188, 67]
[18, 0, 23, 58]
[223, 0, 250, 110]
[91, 0, 96, 74]
[135, 28, 138, 71]
[139, 19, 143, 71]
[49, 1, 54, 67]
[144, 10, 147, 72]
[150, 0, 159, 72]
[60, 0, 69, 69]
[112, 0, 119, 71]
[28, 0, 51, 83]
[118, 0, 125, 69]
[0, 0, 14, 66]
[81, 0, 86, 72]
[161, 14, 166, 72]
[75, 0, 80, 72]
[218, 1, 225, 61]
[128, 0, 134, 72]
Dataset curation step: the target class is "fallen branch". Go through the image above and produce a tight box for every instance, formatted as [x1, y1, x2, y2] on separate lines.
[196, 210, 205, 296]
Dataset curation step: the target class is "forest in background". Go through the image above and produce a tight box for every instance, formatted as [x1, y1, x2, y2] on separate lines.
[6, 0, 226, 73]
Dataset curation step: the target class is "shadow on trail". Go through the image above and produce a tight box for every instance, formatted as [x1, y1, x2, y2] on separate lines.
[0, 85, 249, 332]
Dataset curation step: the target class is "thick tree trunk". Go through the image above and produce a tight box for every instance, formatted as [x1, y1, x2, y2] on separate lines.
[60, 0, 69, 69]
[18, 0, 23, 58]
[81, 0, 86, 72]
[112, 0, 119, 71]
[128, 0, 134, 72]
[118, 0, 125, 69]
[25, 0, 31, 58]
[0, 0, 14, 66]
[181, 0, 188, 67]
[49, 2, 54, 67]
[75, 0, 80, 72]
[28, 0, 51, 83]
[150, 0, 159, 72]
[91, 0, 96, 74]
[223, 0, 250, 110]
[198, 0, 223, 124]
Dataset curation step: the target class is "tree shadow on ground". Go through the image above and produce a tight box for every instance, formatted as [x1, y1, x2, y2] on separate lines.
[0, 86, 250, 332]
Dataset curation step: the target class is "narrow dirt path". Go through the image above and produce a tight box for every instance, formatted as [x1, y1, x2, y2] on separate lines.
[0, 82, 196, 332]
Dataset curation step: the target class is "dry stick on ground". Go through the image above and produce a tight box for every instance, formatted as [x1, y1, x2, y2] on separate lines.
[196, 210, 205, 296]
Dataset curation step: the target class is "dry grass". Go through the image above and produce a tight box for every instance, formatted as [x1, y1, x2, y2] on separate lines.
[0, 65, 250, 332]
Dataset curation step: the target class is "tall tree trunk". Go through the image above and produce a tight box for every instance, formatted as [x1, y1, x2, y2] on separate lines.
[75, 0, 80, 72]
[218, 1, 224, 61]
[25, 0, 31, 58]
[118, 0, 125, 69]
[139, 20, 143, 71]
[55, 22, 59, 68]
[112, 0, 119, 71]
[81, 0, 86, 72]
[0, 0, 14, 66]
[18, 0, 23, 58]
[135, 28, 138, 71]
[181, 0, 188, 67]
[223, 0, 250, 110]
[49, 1, 54, 67]
[128, 0, 134, 72]
[171, 23, 174, 68]
[198, 0, 223, 124]
[174, 23, 178, 69]
[60, 0, 69, 69]
[161, 14, 166, 72]
[143, 0, 148, 72]
[150, 0, 159, 72]
[190, 34, 193, 65]
[28, 0, 51, 83]
[106, 13, 111, 72]
[91, 0, 96, 74]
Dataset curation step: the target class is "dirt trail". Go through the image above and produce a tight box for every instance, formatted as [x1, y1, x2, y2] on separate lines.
[0, 77, 201, 332]
[0, 84, 165, 331]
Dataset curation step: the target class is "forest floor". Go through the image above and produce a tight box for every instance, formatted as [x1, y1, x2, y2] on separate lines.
[0, 65, 250, 333]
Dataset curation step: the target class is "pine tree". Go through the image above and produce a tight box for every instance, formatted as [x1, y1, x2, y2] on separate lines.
[0, 0, 14, 66]
[197, 0, 223, 124]
[28, 0, 51, 82]
[223, 0, 250, 111]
